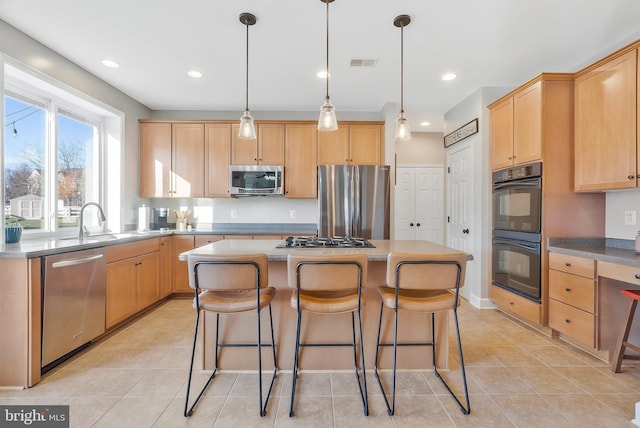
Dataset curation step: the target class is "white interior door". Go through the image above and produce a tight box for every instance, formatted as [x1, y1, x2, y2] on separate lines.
[394, 168, 416, 240]
[415, 167, 444, 244]
[447, 145, 474, 254]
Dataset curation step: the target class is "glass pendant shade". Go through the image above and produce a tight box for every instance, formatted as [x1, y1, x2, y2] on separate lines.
[394, 112, 412, 141]
[238, 110, 257, 140]
[318, 97, 338, 132]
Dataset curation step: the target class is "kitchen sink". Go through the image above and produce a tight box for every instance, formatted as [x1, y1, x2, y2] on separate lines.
[55, 232, 144, 242]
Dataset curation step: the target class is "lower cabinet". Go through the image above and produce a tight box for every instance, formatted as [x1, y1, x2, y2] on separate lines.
[547, 252, 596, 347]
[106, 239, 160, 328]
[490, 284, 541, 325]
[159, 236, 172, 298]
[172, 235, 195, 293]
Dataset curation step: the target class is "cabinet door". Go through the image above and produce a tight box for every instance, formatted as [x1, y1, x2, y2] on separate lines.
[194, 234, 223, 247]
[317, 126, 349, 165]
[205, 123, 231, 197]
[285, 123, 317, 198]
[349, 124, 382, 164]
[106, 258, 137, 328]
[172, 235, 195, 293]
[159, 236, 172, 298]
[172, 123, 205, 197]
[136, 252, 160, 311]
[231, 123, 258, 164]
[575, 49, 637, 191]
[414, 168, 444, 244]
[139, 122, 172, 197]
[490, 97, 514, 170]
[258, 123, 285, 165]
[513, 81, 542, 165]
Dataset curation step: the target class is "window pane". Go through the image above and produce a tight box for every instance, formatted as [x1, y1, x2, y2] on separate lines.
[4, 95, 48, 231]
[56, 111, 100, 230]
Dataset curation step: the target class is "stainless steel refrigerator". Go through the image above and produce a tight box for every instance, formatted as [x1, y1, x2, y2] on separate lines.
[318, 164, 390, 239]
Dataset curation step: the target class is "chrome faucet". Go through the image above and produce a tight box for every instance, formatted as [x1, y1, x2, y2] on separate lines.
[78, 202, 107, 240]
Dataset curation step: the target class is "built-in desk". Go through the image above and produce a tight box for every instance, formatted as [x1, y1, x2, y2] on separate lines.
[547, 238, 640, 361]
[179, 239, 473, 372]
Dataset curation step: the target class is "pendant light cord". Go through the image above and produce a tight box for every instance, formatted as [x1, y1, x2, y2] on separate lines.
[400, 23, 404, 114]
[325, 0, 330, 101]
[245, 22, 250, 112]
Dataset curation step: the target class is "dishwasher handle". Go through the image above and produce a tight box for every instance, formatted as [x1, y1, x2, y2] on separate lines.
[51, 253, 104, 268]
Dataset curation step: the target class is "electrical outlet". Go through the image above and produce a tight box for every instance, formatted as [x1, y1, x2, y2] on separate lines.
[230, 209, 238, 219]
[289, 210, 296, 219]
[624, 210, 636, 226]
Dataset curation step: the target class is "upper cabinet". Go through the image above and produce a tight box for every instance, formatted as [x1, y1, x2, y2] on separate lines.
[317, 123, 383, 165]
[285, 123, 317, 198]
[489, 75, 573, 171]
[231, 123, 285, 165]
[574, 49, 638, 191]
[205, 123, 231, 198]
[139, 122, 204, 198]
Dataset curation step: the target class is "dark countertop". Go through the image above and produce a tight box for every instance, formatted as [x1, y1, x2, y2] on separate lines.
[547, 237, 640, 268]
[0, 223, 317, 258]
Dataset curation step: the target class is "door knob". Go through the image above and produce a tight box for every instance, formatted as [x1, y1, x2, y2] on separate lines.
[416, 223, 421, 227]
[462, 228, 469, 234]
[409, 222, 414, 227]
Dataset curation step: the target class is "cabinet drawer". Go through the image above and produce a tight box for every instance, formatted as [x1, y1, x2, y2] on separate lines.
[548, 252, 595, 278]
[490, 285, 541, 325]
[106, 238, 160, 263]
[548, 299, 594, 347]
[194, 235, 223, 247]
[548, 270, 595, 312]
[598, 261, 640, 286]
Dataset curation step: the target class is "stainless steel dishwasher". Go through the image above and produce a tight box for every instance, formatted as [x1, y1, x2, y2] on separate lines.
[42, 248, 106, 369]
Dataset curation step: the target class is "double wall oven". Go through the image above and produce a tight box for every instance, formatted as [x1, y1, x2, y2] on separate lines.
[492, 162, 542, 303]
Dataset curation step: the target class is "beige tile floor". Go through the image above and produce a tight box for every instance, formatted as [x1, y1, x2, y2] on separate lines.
[2, 298, 640, 427]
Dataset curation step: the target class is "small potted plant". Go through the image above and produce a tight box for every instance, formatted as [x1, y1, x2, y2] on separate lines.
[5, 216, 23, 244]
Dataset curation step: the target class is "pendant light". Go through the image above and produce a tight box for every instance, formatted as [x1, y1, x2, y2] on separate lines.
[394, 15, 412, 142]
[238, 13, 257, 140]
[318, 0, 338, 132]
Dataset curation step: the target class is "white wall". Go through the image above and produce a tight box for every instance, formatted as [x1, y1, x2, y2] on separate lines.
[606, 191, 640, 239]
[443, 86, 513, 309]
[396, 132, 445, 165]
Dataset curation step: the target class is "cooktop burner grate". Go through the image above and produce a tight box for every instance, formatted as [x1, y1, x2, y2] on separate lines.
[276, 236, 376, 248]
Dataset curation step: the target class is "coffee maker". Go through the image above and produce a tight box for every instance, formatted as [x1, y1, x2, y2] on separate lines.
[155, 208, 169, 230]
[137, 206, 169, 231]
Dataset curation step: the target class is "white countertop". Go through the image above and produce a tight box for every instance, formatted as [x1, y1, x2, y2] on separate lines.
[179, 239, 474, 262]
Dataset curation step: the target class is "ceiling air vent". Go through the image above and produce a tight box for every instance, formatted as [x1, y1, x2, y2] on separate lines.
[350, 58, 378, 67]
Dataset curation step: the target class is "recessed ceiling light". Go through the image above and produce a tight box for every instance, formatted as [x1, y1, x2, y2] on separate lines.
[187, 70, 203, 78]
[101, 59, 119, 68]
[420, 121, 431, 127]
[442, 73, 456, 81]
[316, 70, 330, 79]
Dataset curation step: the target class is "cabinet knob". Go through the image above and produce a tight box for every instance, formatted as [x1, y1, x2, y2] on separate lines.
[628, 175, 635, 180]
[416, 223, 421, 227]
[565, 319, 571, 324]
[462, 228, 470, 234]
[565, 262, 571, 267]
[508, 156, 513, 160]
[565, 287, 571, 292]
[409, 223, 414, 227]
[509, 301, 514, 305]
[635, 274, 640, 280]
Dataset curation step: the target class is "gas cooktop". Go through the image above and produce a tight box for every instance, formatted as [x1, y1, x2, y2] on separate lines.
[276, 236, 376, 248]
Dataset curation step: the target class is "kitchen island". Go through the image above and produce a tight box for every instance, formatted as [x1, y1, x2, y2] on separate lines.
[179, 239, 473, 372]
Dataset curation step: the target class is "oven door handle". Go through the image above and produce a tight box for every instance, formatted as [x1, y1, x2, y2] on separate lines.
[492, 179, 540, 190]
[492, 239, 540, 252]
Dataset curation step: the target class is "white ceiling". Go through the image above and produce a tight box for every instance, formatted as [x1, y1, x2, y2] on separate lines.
[2, 0, 640, 132]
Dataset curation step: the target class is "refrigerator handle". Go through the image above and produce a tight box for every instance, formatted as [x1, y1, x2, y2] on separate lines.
[353, 166, 361, 237]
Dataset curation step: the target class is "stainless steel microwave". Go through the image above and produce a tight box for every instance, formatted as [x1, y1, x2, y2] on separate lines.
[229, 165, 284, 196]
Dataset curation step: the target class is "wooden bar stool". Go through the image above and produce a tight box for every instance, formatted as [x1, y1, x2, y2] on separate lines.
[184, 253, 277, 417]
[287, 253, 369, 417]
[611, 289, 640, 373]
[374, 252, 470, 415]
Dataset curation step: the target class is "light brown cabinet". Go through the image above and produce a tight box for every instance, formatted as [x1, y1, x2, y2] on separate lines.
[547, 253, 595, 347]
[172, 235, 195, 293]
[490, 80, 547, 170]
[231, 123, 285, 165]
[159, 236, 172, 298]
[317, 123, 383, 165]
[106, 239, 160, 328]
[205, 124, 231, 197]
[490, 284, 541, 325]
[574, 49, 638, 191]
[139, 122, 205, 198]
[285, 123, 317, 198]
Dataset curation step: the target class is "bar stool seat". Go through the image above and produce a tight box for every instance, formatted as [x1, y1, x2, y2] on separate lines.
[377, 287, 457, 312]
[198, 288, 276, 313]
[611, 289, 640, 373]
